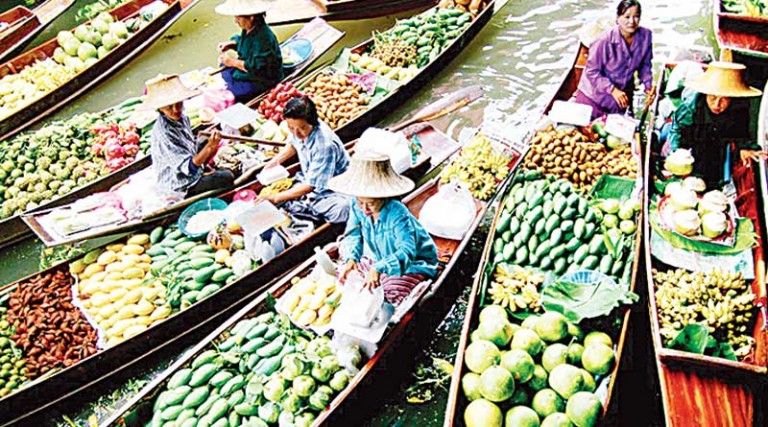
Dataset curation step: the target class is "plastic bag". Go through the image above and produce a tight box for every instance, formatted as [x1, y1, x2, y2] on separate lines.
[334, 270, 384, 328]
[230, 250, 253, 277]
[355, 128, 412, 174]
[419, 180, 477, 239]
[244, 228, 286, 263]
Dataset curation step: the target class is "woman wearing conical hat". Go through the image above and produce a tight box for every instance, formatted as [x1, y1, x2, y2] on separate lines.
[329, 151, 438, 306]
[666, 61, 767, 187]
[142, 74, 234, 196]
[215, 0, 283, 103]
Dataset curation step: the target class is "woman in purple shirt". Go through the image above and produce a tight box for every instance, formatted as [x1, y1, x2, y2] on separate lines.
[574, 0, 655, 119]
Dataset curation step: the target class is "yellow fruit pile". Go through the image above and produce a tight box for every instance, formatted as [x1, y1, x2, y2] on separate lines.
[439, 134, 511, 200]
[73, 233, 171, 347]
[488, 264, 545, 312]
[259, 178, 294, 196]
[280, 271, 342, 328]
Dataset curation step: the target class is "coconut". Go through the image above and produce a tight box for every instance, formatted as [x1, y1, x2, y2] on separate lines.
[664, 149, 695, 176]
[682, 176, 706, 192]
[700, 190, 728, 213]
[673, 210, 701, 236]
[664, 181, 683, 197]
[701, 211, 727, 239]
[668, 188, 698, 212]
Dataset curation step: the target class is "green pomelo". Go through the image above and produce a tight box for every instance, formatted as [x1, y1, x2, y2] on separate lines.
[534, 312, 569, 343]
[501, 349, 535, 383]
[581, 344, 615, 376]
[511, 329, 543, 357]
[532, 388, 565, 419]
[521, 315, 539, 330]
[567, 323, 584, 340]
[479, 366, 515, 402]
[542, 343, 569, 372]
[461, 372, 483, 401]
[478, 318, 514, 347]
[565, 391, 602, 427]
[528, 365, 549, 392]
[464, 340, 501, 374]
[567, 343, 584, 365]
[464, 399, 503, 427]
[584, 331, 612, 349]
[548, 364, 584, 400]
[505, 406, 541, 427]
[541, 412, 573, 427]
[580, 369, 596, 393]
[479, 305, 509, 324]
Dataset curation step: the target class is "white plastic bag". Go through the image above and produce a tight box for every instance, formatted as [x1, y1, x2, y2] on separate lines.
[355, 128, 412, 174]
[334, 270, 384, 328]
[419, 180, 477, 239]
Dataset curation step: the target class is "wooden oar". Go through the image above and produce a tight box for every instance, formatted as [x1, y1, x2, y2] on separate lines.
[388, 85, 484, 132]
[200, 131, 286, 147]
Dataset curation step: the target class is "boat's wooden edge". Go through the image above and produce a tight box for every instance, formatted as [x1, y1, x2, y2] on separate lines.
[267, 0, 434, 26]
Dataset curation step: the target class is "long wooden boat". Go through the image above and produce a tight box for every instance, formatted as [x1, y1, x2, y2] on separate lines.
[713, 0, 768, 60]
[21, 0, 496, 248]
[0, 0, 75, 63]
[100, 128, 526, 427]
[0, 0, 202, 141]
[0, 121, 458, 426]
[266, 0, 435, 26]
[0, 18, 343, 251]
[642, 60, 768, 427]
[444, 41, 644, 426]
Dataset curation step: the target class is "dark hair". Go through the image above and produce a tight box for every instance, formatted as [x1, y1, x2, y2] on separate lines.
[283, 96, 319, 126]
[617, 0, 641, 16]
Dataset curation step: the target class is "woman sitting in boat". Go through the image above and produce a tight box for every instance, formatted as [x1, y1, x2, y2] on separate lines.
[143, 74, 235, 197]
[665, 61, 766, 188]
[331, 151, 439, 306]
[215, 0, 284, 103]
[261, 96, 351, 224]
[573, 0, 655, 119]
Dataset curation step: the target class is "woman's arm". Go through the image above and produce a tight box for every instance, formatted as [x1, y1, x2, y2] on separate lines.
[265, 144, 297, 168]
[341, 207, 364, 263]
[192, 131, 221, 167]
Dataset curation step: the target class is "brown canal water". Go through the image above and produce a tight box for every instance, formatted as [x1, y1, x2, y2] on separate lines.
[1, 0, 718, 425]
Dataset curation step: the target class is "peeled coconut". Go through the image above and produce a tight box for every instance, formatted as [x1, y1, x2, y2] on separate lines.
[534, 312, 569, 343]
[673, 209, 701, 236]
[664, 181, 683, 197]
[664, 149, 695, 176]
[668, 188, 698, 211]
[464, 340, 501, 374]
[700, 190, 728, 213]
[565, 392, 603, 427]
[464, 399, 503, 427]
[701, 211, 727, 239]
[683, 176, 706, 192]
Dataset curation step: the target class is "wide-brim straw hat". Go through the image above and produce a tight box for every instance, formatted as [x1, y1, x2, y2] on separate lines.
[684, 61, 762, 98]
[139, 74, 200, 111]
[215, 0, 269, 16]
[328, 151, 415, 199]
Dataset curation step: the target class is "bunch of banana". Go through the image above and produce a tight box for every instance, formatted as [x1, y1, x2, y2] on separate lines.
[487, 264, 544, 312]
[280, 271, 342, 328]
[439, 134, 511, 200]
[654, 268, 755, 357]
[259, 178, 294, 196]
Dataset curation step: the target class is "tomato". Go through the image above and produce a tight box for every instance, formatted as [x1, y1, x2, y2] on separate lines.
[276, 92, 289, 103]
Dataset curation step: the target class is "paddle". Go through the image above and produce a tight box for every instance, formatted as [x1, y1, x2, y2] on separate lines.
[200, 130, 286, 147]
[387, 85, 484, 132]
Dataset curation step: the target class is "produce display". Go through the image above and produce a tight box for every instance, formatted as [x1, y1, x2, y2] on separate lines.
[76, 0, 133, 22]
[257, 82, 304, 124]
[0, 307, 26, 398]
[653, 268, 755, 358]
[302, 72, 371, 129]
[439, 133, 512, 200]
[487, 264, 545, 313]
[523, 126, 638, 191]
[658, 177, 733, 240]
[491, 172, 637, 280]
[147, 311, 361, 427]
[5, 270, 99, 380]
[0, 97, 149, 219]
[461, 306, 615, 427]
[72, 234, 172, 347]
[279, 270, 342, 328]
[89, 121, 142, 171]
[0, 11, 148, 120]
[437, 0, 488, 16]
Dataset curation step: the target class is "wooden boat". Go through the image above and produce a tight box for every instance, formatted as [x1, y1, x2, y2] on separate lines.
[100, 129, 526, 427]
[0, 0, 75, 63]
[444, 42, 643, 426]
[265, 0, 435, 26]
[0, 18, 343, 251]
[642, 60, 768, 427]
[0, 122, 459, 426]
[0, 0, 201, 142]
[713, 0, 768, 60]
[21, 0, 497, 247]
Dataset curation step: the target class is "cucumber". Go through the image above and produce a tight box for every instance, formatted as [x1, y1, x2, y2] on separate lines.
[578, 197, 588, 215]
[228, 412, 241, 427]
[184, 280, 207, 292]
[168, 368, 193, 389]
[189, 364, 218, 387]
[520, 222, 532, 242]
[255, 345, 295, 376]
[195, 392, 220, 417]
[146, 246, 168, 257]
[191, 245, 215, 253]
[588, 234, 604, 255]
[554, 258, 567, 275]
[508, 216, 520, 235]
[599, 256, 613, 274]
[211, 418, 229, 427]
[549, 244, 566, 261]
[180, 418, 198, 427]
[207, 398, 229, 423]
[534, 241, 552, 259]
[512, 233, 524, 250]
[256, 335, 285, 358]
[549, 229, 564, 247]
[183, 386, 210, 409]
[534, 217, 546, 235]
[176, 409, 196, 425]
[585, 208, 597, 223]
[189, 258, 215, 269]
[227, 389, 245, 407]
[209, 371, 234, 389]
[527, 235, 539, 254]
[242, 337, 267, 354]
[526, 205, 543, 225]
[234, 402, 259, 416]
[514, 201, 528, 219]
[553, 198, 567, 215]
[574, 218, 586, 239]
[263, 324, 280, 340]
[562, 207, 576, 220]
[496, 212, 512, 233]
[211, 268, 234, 283]
[566, 193, 580, 208]
[611, 258, 624, 276]
[166, 229, 184, 241]
[245, 323, 268, 340]
[544, 215, 559, 234]
[501, 230, 512, 243]
[218, 335, 240, 352]
[583, 223, 597, 240]
[560, 220, 574, 233]
[246, 353, 261, 370]
[220, 374, 245, 396]
[181, 291, 200, 305]
[582, 255, 599, 270]
[539, 256, 553, 270]
[175, 241, 197, 254]
[565, 237, 581, 252]
[558, 180, 572, 194]
[192, 350, 218, 369]
[493, 238, 504, 255]
[542, 200, 554, 218]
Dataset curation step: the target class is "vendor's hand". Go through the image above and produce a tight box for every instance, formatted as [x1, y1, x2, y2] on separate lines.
[217, 41, 235, 52]
[339, 260, 357, 282]
[264, 157, 281, 169]
[363, 268, 380, 291]
[256, 193, 278, 205]
[206, 130, 222, 149]
[740, 149, 768, 165]
[611, 87, 629, 110]
[218, 54, 238, 68]
[645, 85, 657, 106]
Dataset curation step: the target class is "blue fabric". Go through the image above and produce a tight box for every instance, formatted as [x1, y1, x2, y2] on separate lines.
[220, 67, 263, 103]
[342, 199, 438, 278]
[150, 113, 202, 192]
[288, 121, 350, 197]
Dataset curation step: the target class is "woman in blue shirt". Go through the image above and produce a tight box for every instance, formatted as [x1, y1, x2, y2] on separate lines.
[329, 151, 438, 305]
[215, 0, 283, 103]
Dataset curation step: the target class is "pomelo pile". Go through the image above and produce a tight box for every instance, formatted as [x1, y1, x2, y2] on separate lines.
[53, 12, 133, 72]
[462, 305, 616, 427]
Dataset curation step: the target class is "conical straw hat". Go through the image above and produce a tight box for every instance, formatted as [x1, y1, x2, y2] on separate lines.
[215, 0, 269, 16]
[328, 150, 414, 198]
[138, 74, 200, 111]
[684, 61, 762, 98]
